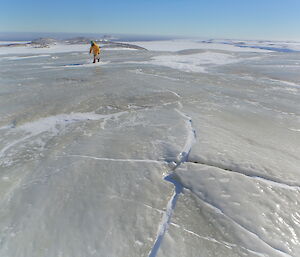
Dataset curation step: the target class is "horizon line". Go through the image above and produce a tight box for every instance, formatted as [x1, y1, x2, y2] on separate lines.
[0, 31, 300, 43]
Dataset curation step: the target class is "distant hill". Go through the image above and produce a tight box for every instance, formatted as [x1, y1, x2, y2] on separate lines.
[0, 37, 148, 50]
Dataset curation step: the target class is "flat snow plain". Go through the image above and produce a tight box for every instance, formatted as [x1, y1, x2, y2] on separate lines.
[0, 39, 299, 257]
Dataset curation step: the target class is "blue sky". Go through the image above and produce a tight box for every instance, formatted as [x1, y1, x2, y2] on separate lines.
[1, 0, 300, 40]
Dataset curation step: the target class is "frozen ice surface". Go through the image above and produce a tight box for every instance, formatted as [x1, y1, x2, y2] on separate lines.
[0, 41, 299, 257]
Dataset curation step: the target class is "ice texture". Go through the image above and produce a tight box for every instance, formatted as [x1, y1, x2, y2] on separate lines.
[0, 40, 299, 257]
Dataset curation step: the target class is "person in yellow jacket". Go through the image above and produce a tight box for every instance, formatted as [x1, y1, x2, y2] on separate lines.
[89, 41, 101, 63]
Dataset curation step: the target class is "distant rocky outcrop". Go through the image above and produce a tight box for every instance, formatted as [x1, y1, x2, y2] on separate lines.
[100, 41, 147, 50]
[1, 37, 148, 50]
[63, 37, 148, 50]
[64, 37, 91, 44]
[31, 38, 59, 47]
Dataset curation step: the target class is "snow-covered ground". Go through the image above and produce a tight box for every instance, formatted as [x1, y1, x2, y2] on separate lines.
[0, 43, 89, 55]
[0, 39, 299, 257]
[128, 52, 242, 73]
[219, 39, 300, 52]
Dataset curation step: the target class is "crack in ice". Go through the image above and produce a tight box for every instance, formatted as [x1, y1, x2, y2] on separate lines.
[191, 193, 293, 257]
[187, 160, 300, 191]
[170, 223, 269, 257]
[148, 108, 196, 257]
[148, 107, 293, 257]
[170, 222, 234, 249]
[60, 154, 166, 165]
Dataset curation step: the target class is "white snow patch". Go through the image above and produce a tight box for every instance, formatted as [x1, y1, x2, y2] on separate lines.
[0, 55, 50, 60]
[289, 128, 300, 132]
[136, 52, 239, 73]
[0, 41, 30, 45]
[17, 112, 117, 134]
[0, 111, 126, 158]
[0, 44, 89, 55]
[269, 79, 300, 89]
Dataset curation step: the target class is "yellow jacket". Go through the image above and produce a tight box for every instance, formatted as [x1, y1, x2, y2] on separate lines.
[90, 43, 100, 55]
